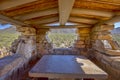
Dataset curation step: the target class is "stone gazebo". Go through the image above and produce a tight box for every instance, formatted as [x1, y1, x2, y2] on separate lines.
[0, 0, 120, 80]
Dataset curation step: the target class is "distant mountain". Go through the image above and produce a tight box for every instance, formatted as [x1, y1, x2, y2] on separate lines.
[0, 26, 19, 34]
[50, 28, 76, 33]
[0, 26, 20, 47]
[111, 27, 120, 34]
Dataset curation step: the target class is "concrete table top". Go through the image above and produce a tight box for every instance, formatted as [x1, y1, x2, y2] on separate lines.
[29, 55, 108, 79]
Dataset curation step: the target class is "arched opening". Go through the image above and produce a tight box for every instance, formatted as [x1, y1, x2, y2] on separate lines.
[111, 22, 120, 45]
[47, 28, 77, 48]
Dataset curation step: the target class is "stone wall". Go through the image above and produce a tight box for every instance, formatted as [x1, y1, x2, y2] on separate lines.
[1, 24, 120, 80]
[0, 54, 29, 80]
[88, 50, 120, 80]
[74, 27, 91, 56]
[15, 27, 37, 59]
[49, 48, 80, 55]
[36, 28, 53, 56]
[0, 27, 38, 80]
[88, 24, 120, 80]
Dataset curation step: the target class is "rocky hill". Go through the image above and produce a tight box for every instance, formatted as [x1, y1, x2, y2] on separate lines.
[0, 26, 20, 47]
[111, 27, 120, 34]
[0, 26, 19, 34]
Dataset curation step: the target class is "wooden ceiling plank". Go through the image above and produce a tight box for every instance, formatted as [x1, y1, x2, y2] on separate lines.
[58, 0, 75, 25]
[74, 0, 120, 12]
[26, 17, 58, 24]
[2, 0, 58, 17]
[0, 0, 37, 10]
[105, 16, 120, 25]
[71, 8, 114, 18]
[69, 17, 98, 24]
[82, 0, 120, 5]
[14, 8, 58, 21]
[0, 14, 27, 26]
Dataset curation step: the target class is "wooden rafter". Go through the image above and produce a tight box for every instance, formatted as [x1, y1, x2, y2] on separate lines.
[25, 17, 58, 24]
[105, 16, 120, 25]
[0, 0, 37, 10]
[69, 17, 98, 25]
[58, 0, 75, 25]
[74, 0, 120, 11]
[2, 0, 58, 17]
[0, 14, 27, 26]
[71, 8, 114, 18]
[14, 8, 58, 21]
[24, 14, 58, 22]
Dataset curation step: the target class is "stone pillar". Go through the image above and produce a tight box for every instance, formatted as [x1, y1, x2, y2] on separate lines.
[11, 27, 37, 59]
[74, 27, 91, 49]
[74, 27, 91, 56]
[89, 25, 120, 80]
[36, 28, 52, 56]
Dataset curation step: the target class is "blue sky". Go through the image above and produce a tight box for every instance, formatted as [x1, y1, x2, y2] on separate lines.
[0, 22, 120, 29]
[0, 24, 12, 29]
[114, 22, 120, 28]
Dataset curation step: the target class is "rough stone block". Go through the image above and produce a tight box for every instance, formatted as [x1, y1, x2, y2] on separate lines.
[105, 49, 120, 56]
[98, 34, 112, 40]
[17, 27, 36, 36]
[0, 54, 28, 80]
[107, 40, 120, 50]
[92, 25, 114, 32]
[79, 37, 86, 41]
[93, 40, 106, 53]
[95, 52, 103, 61]
[75, 40, 85, 45]
[100, 25, 114, 31]
[77, 28, 90, 34]
[79, 33, 90, 37]
[75, 44, 86, 48]
[111, 57, 120, 70]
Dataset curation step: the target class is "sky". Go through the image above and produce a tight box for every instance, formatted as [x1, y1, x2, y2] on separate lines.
[114, 22, 120, 28]
[0, 22, 120, 29]
[0, 24, 12, 29]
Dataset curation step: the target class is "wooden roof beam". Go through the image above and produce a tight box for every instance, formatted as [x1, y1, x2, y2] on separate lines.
[71, 8, 114, 18]
[27, 17, 58, 24]
[69, 17, 98, 24]
[58, 0, 75, 25]
[35, 25, 91, 29]
[0, 14, 28, 26]
[14, 8, 58, 21]
[0, 0, 37, 10]
[105, 16, 120, 25]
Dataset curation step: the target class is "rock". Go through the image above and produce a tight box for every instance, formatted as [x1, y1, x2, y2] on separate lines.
[105, 49, 120, 56]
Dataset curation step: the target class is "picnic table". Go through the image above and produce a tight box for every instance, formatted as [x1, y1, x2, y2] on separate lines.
[29, 55, 108, 80]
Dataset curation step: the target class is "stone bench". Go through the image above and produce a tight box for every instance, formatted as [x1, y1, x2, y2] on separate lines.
[89, 50, 120, 80]
[0, 54, 29, 80]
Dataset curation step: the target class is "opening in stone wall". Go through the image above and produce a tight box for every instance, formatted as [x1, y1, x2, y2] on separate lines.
[47, 28, 77, 48]
[0, 24, 20, 58]
[111, 22, 120, 45]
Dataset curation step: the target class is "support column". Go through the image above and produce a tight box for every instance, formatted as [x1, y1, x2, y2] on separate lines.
[74, 27, 91, 56]
[36, 28, 52, 56]
[11, 27, 37, 59]
[74, 27, 91, 49]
